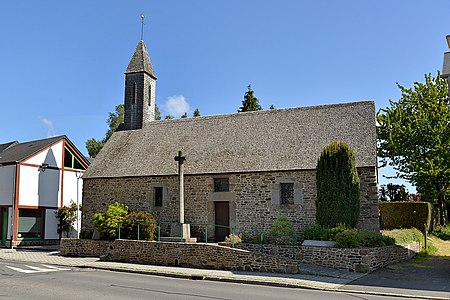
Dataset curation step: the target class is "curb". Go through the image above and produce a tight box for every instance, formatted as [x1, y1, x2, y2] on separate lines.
[71, 264, 450, 300]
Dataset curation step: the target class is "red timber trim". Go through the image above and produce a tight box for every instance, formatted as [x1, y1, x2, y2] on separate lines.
[20, 162, 61, 171]
[18, 205, 59, 210]
[13, 164, 20, 241]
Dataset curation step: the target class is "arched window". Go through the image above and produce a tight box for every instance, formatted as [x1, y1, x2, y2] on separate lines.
[132, 82, 137, 105]
[148, 84, 152, 106]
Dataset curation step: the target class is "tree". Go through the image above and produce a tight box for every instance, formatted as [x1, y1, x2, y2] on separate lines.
[377, 73, 450, 225]
[55, 201, 78, 239]
[316, 142, 360, 228]
[155, 104, 161, 120]
[181, 112, 188, 118]
[378, 184, 408, 202]
[238, 85, 262, 112]
[269, 104, 275, 110]
[164, 115, 174, 119]
[86, 104, 124, 158]
[193, 108, 201, 117]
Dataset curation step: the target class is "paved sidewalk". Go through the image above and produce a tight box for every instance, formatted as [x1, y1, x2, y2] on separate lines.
[0, 249, 448, 299]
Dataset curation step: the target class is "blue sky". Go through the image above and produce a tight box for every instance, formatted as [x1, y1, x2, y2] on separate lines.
[1, 1, 449, 192]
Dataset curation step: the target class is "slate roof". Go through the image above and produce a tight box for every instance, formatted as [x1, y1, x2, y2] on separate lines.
[125, 40, 157, 79]
[84, 101, 377, 179]
[0, 135, 89, 167]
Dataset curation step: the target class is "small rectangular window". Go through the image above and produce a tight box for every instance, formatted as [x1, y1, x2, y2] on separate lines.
[280, 183, 294, 204]
[154, 187, 163, 207]
[214, 178, 229, 192]
[18, 209, 42, 239]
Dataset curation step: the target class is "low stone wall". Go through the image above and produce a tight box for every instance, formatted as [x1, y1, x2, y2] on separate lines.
[60, 239, 298, 274]
[60, 239, 114, 257]
[220, 242, 421, 273]
[301, 242, 421, 273]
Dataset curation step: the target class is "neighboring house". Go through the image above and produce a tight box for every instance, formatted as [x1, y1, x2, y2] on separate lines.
[0, 136, 89, 247]
[82, 40, 379, 242]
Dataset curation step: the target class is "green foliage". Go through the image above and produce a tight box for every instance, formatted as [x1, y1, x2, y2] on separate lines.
[433, 224, 450, 240]
[379, 202, 432, 231]
[335, 229, 395, 248]
[121, 211, 157, 241]
[93, 202, 129, 240]
[301, 224, 348, 241]
[381, 228, 424, 245]
[238, 85, 262, 112]
[316, 141, 360, 228]
[164, 115, 174, 119]
[193, 108, 201, 117]
[181, 112, 188, 118]
[55, 201, 78, 239]
[155, 104, 161, 120]
[270, 216, 296, 238]
[86, 104, 124, 158]
[269, 104, 275, 110]
[379, 183, 408, 202]
[377, 72, 450, 225]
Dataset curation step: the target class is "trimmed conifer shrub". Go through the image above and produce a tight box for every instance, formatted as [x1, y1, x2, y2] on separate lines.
[316, 141, 360, 228]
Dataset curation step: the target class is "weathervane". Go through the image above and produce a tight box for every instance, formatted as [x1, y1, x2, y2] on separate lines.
[140, 14, 145, 41]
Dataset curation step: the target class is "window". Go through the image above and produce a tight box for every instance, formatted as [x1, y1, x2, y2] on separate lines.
[64, 148, 86, 170]
[214, 178, 229, 192]
[132, 82, 137, 105]
[18, 209, 42, 239]
[280, 183, 294, 204]
[148, 85, 152, 106]
[154, 187, 163, 207]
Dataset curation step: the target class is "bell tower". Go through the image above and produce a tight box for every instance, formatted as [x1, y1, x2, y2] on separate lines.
[123, 40, 157, 130]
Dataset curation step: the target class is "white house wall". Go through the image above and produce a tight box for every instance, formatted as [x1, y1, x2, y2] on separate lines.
[0, 166, 15, 205]
[45, 209, 59, 239]
[23, 141, 63, 169]
[18, 165, 61, 207]
[62, 171, 82, 207]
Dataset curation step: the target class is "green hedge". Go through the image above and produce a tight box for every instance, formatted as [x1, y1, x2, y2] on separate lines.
[379, 202, 432, 231]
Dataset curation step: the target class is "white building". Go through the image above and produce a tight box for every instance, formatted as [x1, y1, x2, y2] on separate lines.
[0, 136, 89, 247]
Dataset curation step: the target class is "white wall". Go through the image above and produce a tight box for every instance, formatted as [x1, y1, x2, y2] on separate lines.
[0, 166, 15, 206]
[18, 165, 61, 207]
[24, 141, 63, 169]
[45, 209, 59, 239]
[62, 171, 82, 237]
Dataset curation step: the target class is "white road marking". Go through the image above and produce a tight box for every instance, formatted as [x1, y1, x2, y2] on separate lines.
[6, 264, 71, 274]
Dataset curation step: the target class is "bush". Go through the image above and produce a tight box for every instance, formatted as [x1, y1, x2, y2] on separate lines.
[271, 216, 296, 238]
[93, 202, 129, 240]
[379, 202, 432, 231]
[433, 224, 450, 240]
[316, 142, 360, 228]
[55, 201, 78, 238]
[335, 229, 395, 248]
[224, 234, 242, 244]
[120, 211, 157, 241]
[381, 228, 424, 245]
[302, 224, 348, 241]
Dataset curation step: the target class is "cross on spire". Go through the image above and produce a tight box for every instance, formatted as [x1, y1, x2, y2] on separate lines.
[140, 14, 145, 41]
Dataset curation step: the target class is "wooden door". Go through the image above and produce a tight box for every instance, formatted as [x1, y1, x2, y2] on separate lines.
[214, 201, 229, 242]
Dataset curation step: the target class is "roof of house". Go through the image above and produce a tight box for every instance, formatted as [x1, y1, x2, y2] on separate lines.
[125, 40, 156, 79]
[84, 101, 377, 179]
[0, 135, 89, 166]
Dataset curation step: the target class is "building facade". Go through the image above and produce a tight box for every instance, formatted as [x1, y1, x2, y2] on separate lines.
[82, 40, 379, 241]
[0, 136, 89, 246]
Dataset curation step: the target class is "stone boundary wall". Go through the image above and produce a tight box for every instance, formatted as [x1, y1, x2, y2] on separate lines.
[60, 239, 298, 274]
[220, 242, 421, 273]
[60, 239, 114, 257]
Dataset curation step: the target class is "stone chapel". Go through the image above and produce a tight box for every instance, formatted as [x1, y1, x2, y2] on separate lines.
[81, 40, 379, 241]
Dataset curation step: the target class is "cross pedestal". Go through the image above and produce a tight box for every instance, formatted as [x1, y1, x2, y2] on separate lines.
[170, 151, 196, 243]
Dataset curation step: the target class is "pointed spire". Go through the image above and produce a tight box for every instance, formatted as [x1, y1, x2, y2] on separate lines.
[125, 40, 157, 79]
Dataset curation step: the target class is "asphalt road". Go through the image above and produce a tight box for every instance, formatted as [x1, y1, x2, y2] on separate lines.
[0, 260, 430, 300]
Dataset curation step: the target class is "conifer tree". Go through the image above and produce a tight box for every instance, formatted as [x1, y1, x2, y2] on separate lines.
[316, 142, 360, 228]
[238, 85, 262, 112]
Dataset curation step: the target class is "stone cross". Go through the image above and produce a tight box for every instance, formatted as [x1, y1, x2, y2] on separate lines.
[174, 151, 186, 224]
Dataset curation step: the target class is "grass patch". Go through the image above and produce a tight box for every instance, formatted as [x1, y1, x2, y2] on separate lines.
[381, 228, 423, 245]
